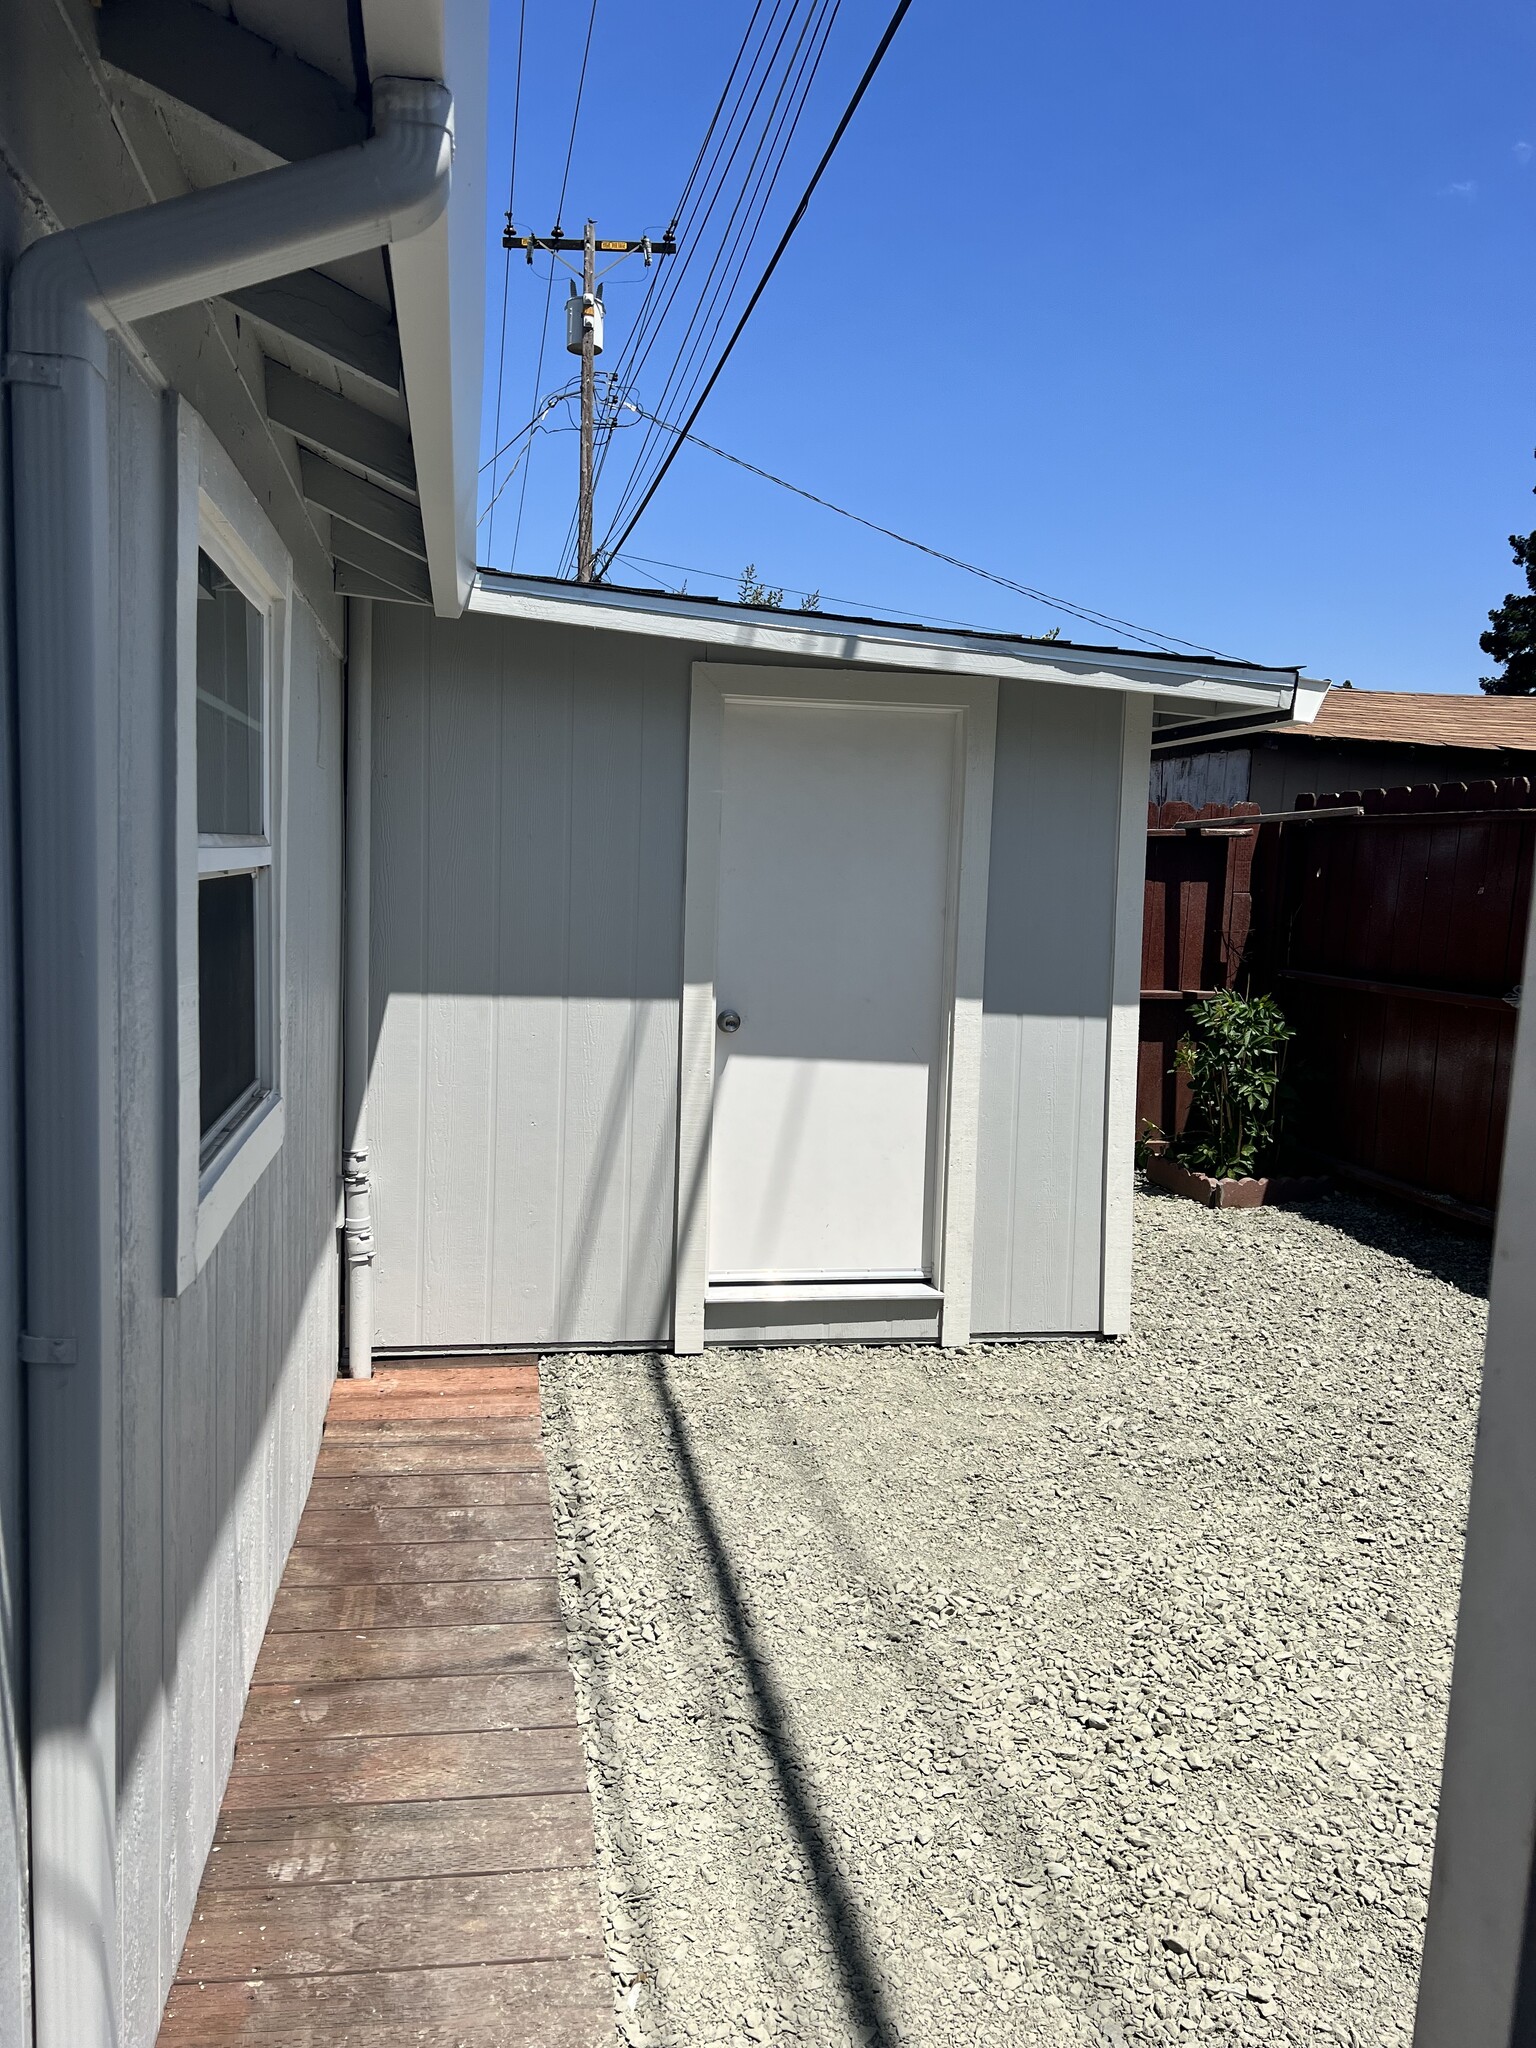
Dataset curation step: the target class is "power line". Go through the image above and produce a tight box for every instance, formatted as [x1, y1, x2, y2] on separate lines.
[588, 0, 841, 561]
[590, 0, 842, 561]
[485, 0, 528, 560]
[476, 388, 576, 526]
[589, 0, 835, 552]
[597, 0, 914, 570]
[553, 0, 599, 235]
[609, 551, 996, 633]
[604, 401, 1239, 656]
[508, 258, 558, 572]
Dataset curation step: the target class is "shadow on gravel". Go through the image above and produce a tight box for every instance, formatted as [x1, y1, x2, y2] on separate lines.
[1304, 1191, 1491, 1300]
[649, 1358, 903, 2048]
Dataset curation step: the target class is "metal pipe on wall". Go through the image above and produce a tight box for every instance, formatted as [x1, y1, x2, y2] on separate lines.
[342, 596, 375, 1379]
[6, 82, 451, 2048]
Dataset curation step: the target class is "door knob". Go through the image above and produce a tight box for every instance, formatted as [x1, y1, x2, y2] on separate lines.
[717, 1009, 741, 1034]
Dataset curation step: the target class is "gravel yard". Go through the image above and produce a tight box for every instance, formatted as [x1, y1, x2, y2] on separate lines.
[541, 1187, 1487, 2048]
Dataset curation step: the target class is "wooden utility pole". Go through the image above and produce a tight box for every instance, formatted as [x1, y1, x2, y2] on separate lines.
[578, 220, 596, 584]
[503, 220, 677, 585]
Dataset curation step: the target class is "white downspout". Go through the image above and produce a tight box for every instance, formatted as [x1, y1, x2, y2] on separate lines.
[343, 597, 375, 1379]
[5, 79, 452, 2048]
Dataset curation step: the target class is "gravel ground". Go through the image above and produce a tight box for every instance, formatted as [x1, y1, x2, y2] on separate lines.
[540, 1187, 1487, 2048]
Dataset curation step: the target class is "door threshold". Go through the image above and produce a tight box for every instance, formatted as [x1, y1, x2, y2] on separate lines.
[705, 1279, 943, 1307]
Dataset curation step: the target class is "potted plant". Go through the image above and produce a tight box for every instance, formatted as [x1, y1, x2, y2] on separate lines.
[1148, 990, 1322, 1208]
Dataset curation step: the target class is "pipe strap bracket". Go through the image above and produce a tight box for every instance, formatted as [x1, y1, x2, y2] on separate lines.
[19, 1333, 77, 1367]
[3, 353, 63, 388]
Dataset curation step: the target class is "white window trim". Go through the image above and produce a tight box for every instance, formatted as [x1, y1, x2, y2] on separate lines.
[167, 397, 293, 1292]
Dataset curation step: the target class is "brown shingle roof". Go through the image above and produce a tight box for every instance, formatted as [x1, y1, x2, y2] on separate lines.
[1282, 690, 1536, 749]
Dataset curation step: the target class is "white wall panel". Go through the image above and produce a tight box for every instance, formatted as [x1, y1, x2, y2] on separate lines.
[369, 621, 1135, 1349]
[971, 681, 1124, 1335]
[368, 612, 687, 1349]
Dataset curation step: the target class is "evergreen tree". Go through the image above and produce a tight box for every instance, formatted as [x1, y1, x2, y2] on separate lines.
[1480, 459, 1536, 694]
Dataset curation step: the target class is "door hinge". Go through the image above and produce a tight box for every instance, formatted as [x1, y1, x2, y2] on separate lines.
[20, 1333, 77, 1368]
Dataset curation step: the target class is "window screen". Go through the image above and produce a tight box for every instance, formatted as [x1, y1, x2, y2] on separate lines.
[196, 550, 264, 837]
[196, 546, 269, 1153]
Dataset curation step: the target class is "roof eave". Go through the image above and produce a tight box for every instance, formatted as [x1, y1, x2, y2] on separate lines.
[468, 573, 1299, 716]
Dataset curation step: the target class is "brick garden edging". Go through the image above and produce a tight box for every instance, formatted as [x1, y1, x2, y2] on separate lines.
[1146, 1156, 1331, 1210]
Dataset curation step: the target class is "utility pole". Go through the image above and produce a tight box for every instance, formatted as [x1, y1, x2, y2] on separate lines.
[577, 219, 596, 584]
[503, 219, 677, 585]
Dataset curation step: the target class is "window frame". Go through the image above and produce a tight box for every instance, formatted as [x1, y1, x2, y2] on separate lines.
[168, 399, 292, 1292]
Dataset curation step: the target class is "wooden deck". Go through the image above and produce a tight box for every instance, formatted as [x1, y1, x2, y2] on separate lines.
[157, 1364, 614, 2048]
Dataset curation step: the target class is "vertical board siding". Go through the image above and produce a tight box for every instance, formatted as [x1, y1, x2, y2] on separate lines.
[0, 180, 30, 2048]
[368, 613, 687, 1350]
[108, 349, 344, 2048]
[371, 628, 1134, 1348]
[972, 681, 1124, 1335]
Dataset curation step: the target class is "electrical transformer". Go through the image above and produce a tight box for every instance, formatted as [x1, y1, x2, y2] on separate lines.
[565, 286, 604, 356]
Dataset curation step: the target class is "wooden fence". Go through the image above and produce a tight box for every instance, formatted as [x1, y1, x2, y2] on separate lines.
[1140, 780, 1535, 1225]
[1140, 801, 1259, 1143]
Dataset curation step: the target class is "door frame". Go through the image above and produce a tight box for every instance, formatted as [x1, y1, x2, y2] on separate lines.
[673, 663, 997, 1353]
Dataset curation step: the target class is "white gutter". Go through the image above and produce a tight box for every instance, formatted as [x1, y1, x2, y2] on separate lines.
[470, 573, 1300, 716]
[6, 79, 451, 2048]
[343, 598, 375, 1380]
[363, 0, 488, 615]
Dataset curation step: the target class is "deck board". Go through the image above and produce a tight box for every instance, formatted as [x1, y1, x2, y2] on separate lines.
[270, 1577, 561, 1631]
[157, 1363, 611, 2048]
[158, 1958, 613, 2048]
[209, 1793, 596, 1887]
[297, 1503, 552, 1543]
[252, 1620, 569, 1684]
[284, 1538, 557, 1586]
[241, 1668, 575, 1741]
[313, 1432, 543, 1474]
[305, 1470, 550, 1509]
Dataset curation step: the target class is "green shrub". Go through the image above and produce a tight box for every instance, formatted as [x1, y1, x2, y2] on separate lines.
[1173, 990, 1294, 1180]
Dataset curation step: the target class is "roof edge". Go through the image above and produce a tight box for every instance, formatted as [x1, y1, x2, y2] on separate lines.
[469, 572, 1300, 713]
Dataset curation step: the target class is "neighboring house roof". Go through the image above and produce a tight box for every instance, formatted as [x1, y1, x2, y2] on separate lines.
[94, 0, 486, 616]
[1270, 688, 1536, 749]
[470, 572, 1302, 718]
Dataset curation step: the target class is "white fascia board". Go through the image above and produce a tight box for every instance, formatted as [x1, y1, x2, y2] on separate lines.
[362, 0, 488, 616]
[469, 574, 1298, 715]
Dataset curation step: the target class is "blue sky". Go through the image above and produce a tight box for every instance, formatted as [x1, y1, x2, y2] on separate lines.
[475, 1, 1535, 690]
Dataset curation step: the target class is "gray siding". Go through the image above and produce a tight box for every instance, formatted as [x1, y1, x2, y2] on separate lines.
[109, 350, 343, 2046]
[971, 681, 1124, 1335]
[369, 611, 687, 1349]
[2, 11, 351, 2040]
[0, 158, 32, 2048]
[369, 616, 1127, 1347]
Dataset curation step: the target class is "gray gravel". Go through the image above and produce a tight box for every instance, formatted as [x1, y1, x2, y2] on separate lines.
[540, 1187, 1487, 2048]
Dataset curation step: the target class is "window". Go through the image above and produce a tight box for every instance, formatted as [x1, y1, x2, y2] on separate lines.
[169, 401, 291, 1291]
[196, 548, 271, 1158]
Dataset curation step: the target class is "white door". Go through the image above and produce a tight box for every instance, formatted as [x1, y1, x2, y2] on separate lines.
[708, 697, 957, 1281]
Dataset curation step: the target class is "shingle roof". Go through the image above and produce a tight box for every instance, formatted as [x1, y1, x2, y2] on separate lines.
[1282, 689, 1536, 749]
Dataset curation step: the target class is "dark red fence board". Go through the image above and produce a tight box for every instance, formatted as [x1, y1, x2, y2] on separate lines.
[1140, 778, 1533, 1224]
[1138, 802, 1260, 1142]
